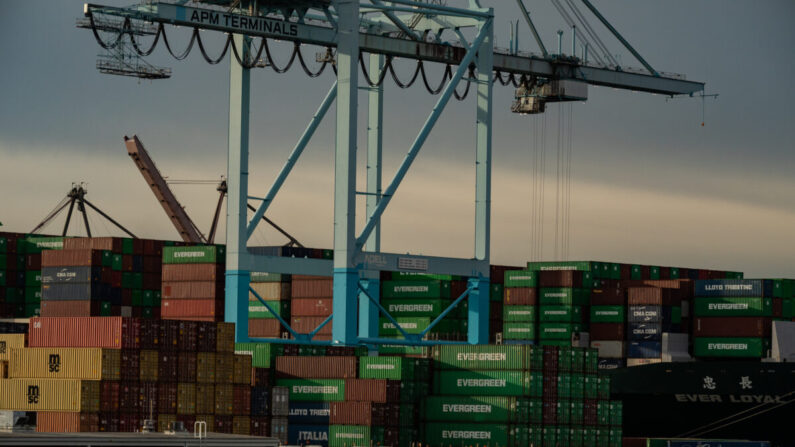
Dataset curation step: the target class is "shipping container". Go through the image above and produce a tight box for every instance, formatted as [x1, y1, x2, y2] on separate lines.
[424, 396, 518, 423]
[162, 246, 224, 264]
[329, 401, 372, 426]
[695, 280, 772, 298]
[289, 402, 330, 425]
[291, 278, 334, 298]
[503, 322, 536, 340]
[41, 266, 103, 284]
[277, 379, 346, 401]
[250, 282, 291, 300]
[504, 270, 538, 287]
[0, 379, 100, 412]
[328, 425, 370, 447]
[0, 334, 26, 361]
[288, 424, 329, 447]
[503, 287, 537, 305]
[693, 337, 769, 357]
[161, 264, 224, 282]
[343, 378, 388, 403]
[693, 297, 774, 317]
[434, 370, 534, 396]
[694, 317, 769, 338]
[432, 344, 528, 370]
[29, 317, 139, 349]
[381, 280, 451, 299]
[425, 422, 510, 447]
[41, 250, 102, 267]
[36, 411, 99, 433]
[161, 299, 223, 319]
[195, 383, 215, 414]
[248, 319, 283, 338]
[9, 348, 120, 380]
[359, 356, 416, 380]
[590, 306, 625, 323]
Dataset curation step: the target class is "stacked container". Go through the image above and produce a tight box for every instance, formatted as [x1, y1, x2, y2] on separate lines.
[625, 286, 683, 365]
[692, 280, 774, 358]
[589, 282, 627, 369]
[379, 273, 468, 341]
[249, 272, 290, 338]
[502, 269, 538, 343]
[161, 245, 225, 321]
[0, 233, 65, 318]
[538, 271, 588, 347]
[290, 275, 333, 341]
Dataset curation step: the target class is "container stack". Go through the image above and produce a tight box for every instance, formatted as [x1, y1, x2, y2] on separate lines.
[625, 286, 682, 366]
[290, 275, 333, 341]
[379, 273, 467, 341]
[502, 269, 538, 344]
[40, 249, 107, 317]
[0, 317, 267, 434]
[427, 344, 621, 447]
[0, 233, 65, 318]
[692, 280, 774, 358]
[249, 272, 290, 338]
[161, 245, 225, 322]
[538, 271, 588, 348]
[589, 283, 627, 369]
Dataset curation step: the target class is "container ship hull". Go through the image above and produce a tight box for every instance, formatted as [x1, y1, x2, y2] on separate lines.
[607, 361, 795, 446]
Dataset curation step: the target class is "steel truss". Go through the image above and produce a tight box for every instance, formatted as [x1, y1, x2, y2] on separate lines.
[79, 0, 705, 347]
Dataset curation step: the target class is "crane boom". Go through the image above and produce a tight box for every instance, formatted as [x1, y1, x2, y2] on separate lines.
[124, 135, 206, 243]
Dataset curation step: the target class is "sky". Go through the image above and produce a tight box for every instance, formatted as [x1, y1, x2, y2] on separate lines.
[1, 1, 794, 277]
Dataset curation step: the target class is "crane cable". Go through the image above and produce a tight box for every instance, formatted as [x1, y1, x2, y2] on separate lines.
[529, 113, 547, 261]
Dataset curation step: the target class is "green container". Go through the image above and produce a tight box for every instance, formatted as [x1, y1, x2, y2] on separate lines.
[0, 270, 5, 286]
[570, 400, 584, 425]
[24, 302, 40, 317]
[432, 345, 526, 370]
[504, 270, 538, 287]
[694, 337, 769, 357]
[142, 290, 155, 307]
[571, 348, 585, 373]
[671, 306, 682, 324]
[570, 374, 584, 399]
[101, 251, 113, 267]
[121, 272, 133, 289]
[590, 306, 625, 323]
[23, 286, 42, 302]
[359, 356, 415, 380]
[381, 280, 450, 298]
[381, 299, 464, 317]
[584, 349, 599, 374]
[276, 379, 345, 401]
[250, 272, 289, 283]
[131, 290, 143, 306]
[100, 301, 112, 316]
[23, 236, 64, 253]
[526, 261, 597, 272]
[424, 423, 509, 447]
[390, 272, 457, 281]
[321, 249, 333, 260]
[517, 398, 543, 424]
[630, 265, 642, 280]
[694, 297, 773, 317]
[558, 347, 573, 372]
[543, 426, 558, 447]
[582, 428, 597, 447]
[539, 305, 582, 322]
[570, 426, 584, 447]
[784, 298, 794, 318]
[377, 344, 428, 356]
[725, 271, 745, 280]
[557, 373, 572, 398]
[328, 425, 370, 447]
[650, 266, 661, 280]
[540, 288, 589, 306]
[598, 376, 611, 400]
[539, 322, 582, 340]
[235, 343, 284, 368]
[609, 428, 622, 447]
[5, 288, 24, 304]
[503, 322, 536, 340]
[583, 376, 598, 399]
[25, 271, 42, 287]
[490, 283, 504, 302]
[0, 256, 6, 270]
[162, 245, 225, 264]
[379, 317, 463, 336]
[609, 401, 622, 426]
[434, 370, 531, 396]
[0, 237, 6, 253]
[503, 305, 536, 322]
[122, 238, 134, 255]
[248, 300, 289, 319]
[424, 396, 516, 423]
[597, 400, 610, 425]
[109, 254, 122, 271]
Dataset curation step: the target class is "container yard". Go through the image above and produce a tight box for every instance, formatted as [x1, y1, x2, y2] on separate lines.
[1, 1, 792, 447]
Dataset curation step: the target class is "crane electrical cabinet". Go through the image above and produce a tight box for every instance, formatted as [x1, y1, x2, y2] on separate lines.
[79, 0, 705, 347]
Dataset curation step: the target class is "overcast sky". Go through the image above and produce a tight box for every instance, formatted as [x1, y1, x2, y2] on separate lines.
[1, 1, 793, 277]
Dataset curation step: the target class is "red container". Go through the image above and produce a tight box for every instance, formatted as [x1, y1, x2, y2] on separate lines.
[121, 289, 133, 307]
[139, 382, 158, 416]
[290, 298, 333, 316]
[40, 300, 101, 317]
[344, 379, 387, 403]
[162, 264, 224, 282]
[590, 287, 625, 305]
[109, 271, 122, 288]
[628, 287, 675, 306]
[590, 323, 625, 340]
[330, 402, 372, 426]
[161, 299, 224, 320]
[276, 356, 358, 379]
[26, 253, 42, 270]
[100, 381, 120, 412]
[178, 352, 198, 382]
[41, 249, 102, 267]
[539, 270, 583, 288]
[140, 319, 160, 350]
[158, 383, 178, 414]
[252, 368, 271, 387]
[98, 412, 119, 432]
[250, 416, 270, 436]
[291, 279, 333, 298]
[542, 400, 558, 424]
[119, 412, 140, 433]
[36, 412, 99, 433]
[292, 275, 331, 281]
[233, 385, 251, 415]
[160, 320, 180, 351]
[120, 350, 140, 382]
[122, 255, 134, 272]
[143, 239, 164, 256]
[694, 317, 769, 337]
[159, 352, 179, 382]
[214, 415, 233, 434]
[248, 319, 283, 338]
[583, 399, 598, 426]
[503, 287, 537, 305]
[197, 321, 217, 352]
[162, 281, 223, 300]
[290, 317, 332, 336]
[120, 382, 140, 413]
[773, 298, 783, 318]
[29, 317, 140, 349]
[64, 237, 122, 252]
[143, 273, 161, 290]
[143, 256, 161, 274]
[178, 321, 198, 351]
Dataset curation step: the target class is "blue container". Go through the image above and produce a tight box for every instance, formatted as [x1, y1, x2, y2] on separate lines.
[627, 341, 662, 358]
[288, 402, 330, 425]
[597, 358, 626, 370]
[627, 305, 673, 323]
[628, 322, 663, 341]
[132, 255, 144, 271]
[288, 424, 329, 447]
[41, 283, 109, 301]
[695, 279, 772, 298]
[41, 266, 103, 284]
[250, 386, 270, 416]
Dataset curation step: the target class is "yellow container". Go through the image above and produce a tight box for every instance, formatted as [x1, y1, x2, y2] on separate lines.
[232, 416, 251, 435]
[196, 384, 215, 414]
[232, 354, 252, 385]
[9, 348, 120, 380]
[215, 353, 234, 384]
[0, 379, 100, 412]
[139, 350, 158, 382]
[177, 383, 196, 415]
[0, 334, 26, 362]
[197, 352, 216, 383]
[214, 384, 233, 415]
[157, 414, 176, 432]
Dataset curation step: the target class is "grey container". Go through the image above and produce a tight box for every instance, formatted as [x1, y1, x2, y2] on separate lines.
[41, 283, 107, 300]
[627, 305, 663, 323]
[271, 386, 290, 417]
[628, 322, 663, 341]
[41, 266, 103, 284]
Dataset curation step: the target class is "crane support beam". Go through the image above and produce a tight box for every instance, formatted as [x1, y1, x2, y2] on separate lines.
[84, 3, 704, 95]
[125, 135, 206, 243]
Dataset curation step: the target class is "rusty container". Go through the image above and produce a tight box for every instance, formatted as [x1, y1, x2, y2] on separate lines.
[694, 317, 770, 338]
[29, 317, 140, 349]
[504, 287, 537, 305]
[291, 278, 333, 298]
[36, 412, 99, 432]
[291, 298, 333, 316]
[330, 401, 373, 426]
[344, 379, 387, 403]
[41, 249, 103, 267]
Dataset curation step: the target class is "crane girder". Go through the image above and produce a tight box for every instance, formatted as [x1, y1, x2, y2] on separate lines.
[83, 2, 704, 96]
